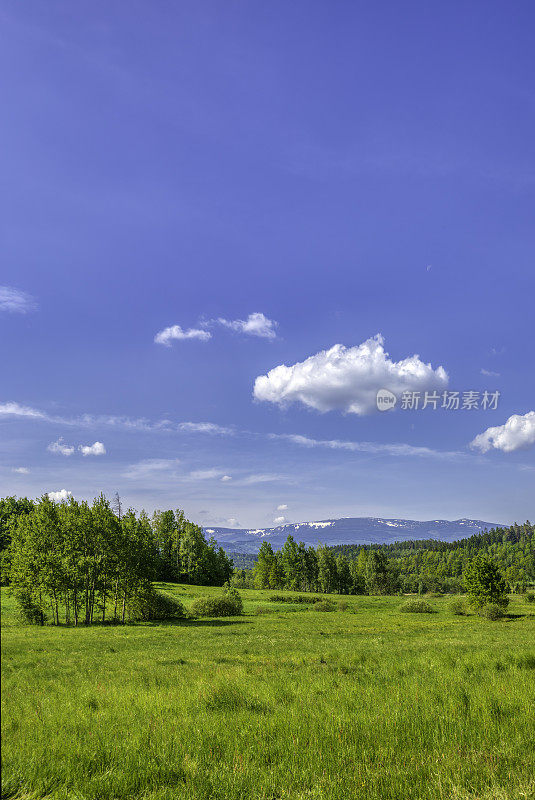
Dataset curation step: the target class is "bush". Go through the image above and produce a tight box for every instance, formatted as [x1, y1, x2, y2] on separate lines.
[13, 590, 47, 625]
[128, 583, 185, 621]
[449, 599, 468, 616]
[399, 599, 435, 614]
[191, 589, 243, 618]
[313, 600, 337, 612]
[524, 592, 535, 603]
[480, 603, 505, 621]
[269, 594, 311, 604]
[338, 601, 350, 611]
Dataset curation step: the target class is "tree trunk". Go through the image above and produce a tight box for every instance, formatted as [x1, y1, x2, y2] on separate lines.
[101, 576, 106, 623]
[121, 590, 127, 624]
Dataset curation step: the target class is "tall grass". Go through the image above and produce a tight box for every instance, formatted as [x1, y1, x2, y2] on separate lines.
[2, 585, 534, 800]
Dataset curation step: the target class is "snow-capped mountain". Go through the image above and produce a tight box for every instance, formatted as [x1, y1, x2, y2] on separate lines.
[203, 517, 501, 554]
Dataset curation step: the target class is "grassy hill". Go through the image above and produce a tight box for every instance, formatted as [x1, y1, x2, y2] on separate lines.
[2, 584, 535, 800]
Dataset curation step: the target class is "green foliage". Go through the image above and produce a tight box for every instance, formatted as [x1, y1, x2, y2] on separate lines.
[269, 594, 311, 603]
[127, 583, 185, 621]
[480, 603, 505, 621]
[448, 599, 468, 615]
[399, 599, 435, 613]
[313, 600, 337, 612]
[524, 591, 535, 603]
[191, 589, 243, 617]
[464, 553, 509, 611]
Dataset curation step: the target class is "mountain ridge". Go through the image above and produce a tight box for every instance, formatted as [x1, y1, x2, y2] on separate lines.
[203, 516, 502, 554]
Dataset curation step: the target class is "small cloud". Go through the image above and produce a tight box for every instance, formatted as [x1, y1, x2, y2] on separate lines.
[273, 516, 286, 525]
[78, 441, 106, 457]
[470, 411, 535, 453]
[221, 475, 232, 482]
[47, 489, 72, 502]
[189, 469, 224, 480]
[481, 368, 500, 377]
[226, 517, 240, 527]
[277, 503, 288, 511]
[426, 264, 432, 272]
[0, 401, 47, 419]
[178, 422, 233, 435]
[124, 458, 180, 479]
[154, 325, 211, 346]
[0, 286, 36, 314]
[12, 466, 30, 474]
[490, 346, 505, 357]
[217, 312, 278, 339]
[47, 437, 75, 456]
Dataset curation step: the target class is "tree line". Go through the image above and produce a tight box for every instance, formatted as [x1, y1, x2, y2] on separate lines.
[229, 522, 535, 595]
[1, 494, 233, 625]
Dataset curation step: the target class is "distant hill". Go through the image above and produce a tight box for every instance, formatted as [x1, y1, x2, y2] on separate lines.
[204, 517, 501, 554]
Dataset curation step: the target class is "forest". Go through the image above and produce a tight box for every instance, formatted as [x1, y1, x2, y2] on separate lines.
[0, 494, 233, 625]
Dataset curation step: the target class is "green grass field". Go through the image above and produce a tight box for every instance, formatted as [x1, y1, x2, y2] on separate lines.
[2, 585, 535, 800]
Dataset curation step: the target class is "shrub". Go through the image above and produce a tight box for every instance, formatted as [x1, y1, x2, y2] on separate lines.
[269, 594, 311, 604]
[191, 589, 243, 618]
[399, 599, 435, 614]
[480, 603, 505, 621]
[313, 600, 337, 612]
[338, 601, 350, 611]
[449, 599, 468, 616]
[13, 590, 47, 625]
[254, 606, 272, 615]
[524, 592, 535, 603]
[128, 583, 185, 621]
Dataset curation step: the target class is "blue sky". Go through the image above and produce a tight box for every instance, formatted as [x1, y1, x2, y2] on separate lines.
[1, 1, 534, 527]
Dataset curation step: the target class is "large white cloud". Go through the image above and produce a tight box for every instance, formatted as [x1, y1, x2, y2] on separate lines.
[79, 441, 106, 456]
[0, 286, 35, 314]
[217, 312, 277, 339]
[154, 325, 211, 346]
[254, 334, 448, 415]
[470, 411, 535, 453]
[47, 489, 72, 502]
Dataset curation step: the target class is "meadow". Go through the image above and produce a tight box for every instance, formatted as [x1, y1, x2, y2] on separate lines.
[2, 585, 535, 800]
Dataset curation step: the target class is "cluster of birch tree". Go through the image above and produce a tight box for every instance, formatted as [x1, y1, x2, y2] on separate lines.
[2, 494, 233, 625]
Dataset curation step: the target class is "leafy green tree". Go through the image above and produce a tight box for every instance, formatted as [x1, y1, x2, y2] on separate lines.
[464, 553, 508, 610]
[255, 541, 275, 588]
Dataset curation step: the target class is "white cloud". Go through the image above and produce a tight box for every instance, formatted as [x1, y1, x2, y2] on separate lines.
[241, 473, 286, 485]
[226, 517, 240, 527]
[273, 516, 286, 525]
[154, 325, 211, 346]
[12, 467, 30, 474]
[277, 503, 288, 511]
[47, 489, 72, 502]
[47, 438, 75, 456]
[178, 422, 233, 435]
[271, 433, 461, 459]
[0, 286, 36, 314]
[124, 458, 180, 479]
[78, 441, 106, 457]
[217, 312, 277, 339]
[189, 469, 224, 480]
[221, 475, 232, 482]
[254, 334, 448, 415]
[470, 411, 535, 453]
[481, 368, 500, 377]
[0, 402, 47, 419]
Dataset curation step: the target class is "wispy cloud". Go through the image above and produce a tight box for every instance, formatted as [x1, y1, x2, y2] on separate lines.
[481, 368, 500, 377]
[0, 286, 36, 314]
[12, 466, 30, 474]
[154, 325, 211, 346]
[123, 458, 181, 479]
[270, 433, 462, 459]
[0, 401, 233, 437]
